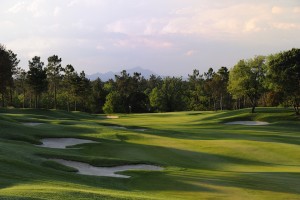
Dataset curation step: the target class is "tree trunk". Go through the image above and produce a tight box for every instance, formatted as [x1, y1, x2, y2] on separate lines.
[251, 105, 256, 113]
[220, 94, 223, 111]
[67, 101, 70, 112]
[9, 87, 13, 106]
[213, 99, 216, 111]
[23, 89, 25, 108]
[35, 93, 38, 109]
[75, 100, 77, 111]
[54, 84, 57, 109]
[293, 105, 300, 115]
[1, 93, 4, 107]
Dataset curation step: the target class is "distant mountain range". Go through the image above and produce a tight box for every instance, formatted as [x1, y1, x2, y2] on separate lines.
[87, 67, 159, 81]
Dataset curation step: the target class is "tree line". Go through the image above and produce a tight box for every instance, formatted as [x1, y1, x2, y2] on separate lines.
[0, 44, 299, 114]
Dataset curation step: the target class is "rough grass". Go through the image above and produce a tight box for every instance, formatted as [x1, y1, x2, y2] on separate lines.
[0, 107, 299, 199]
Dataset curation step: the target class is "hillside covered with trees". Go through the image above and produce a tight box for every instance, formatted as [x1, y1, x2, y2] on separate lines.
[0, 44, 299, 114]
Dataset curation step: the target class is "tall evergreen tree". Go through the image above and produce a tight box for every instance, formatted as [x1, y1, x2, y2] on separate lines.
[46, 55, 63, 109]
[27, 56, 48, 108]
[0, 44, 19, 107]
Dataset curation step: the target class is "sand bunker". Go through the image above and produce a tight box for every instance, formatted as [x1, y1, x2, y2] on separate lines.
[50, 159, 163, 178]
[38, 138, 98, 149]
[106, 116, 119, 119]
[225, 121, 269, 126]
[99, 116, 119, 119]
[23, 122, 44, 126]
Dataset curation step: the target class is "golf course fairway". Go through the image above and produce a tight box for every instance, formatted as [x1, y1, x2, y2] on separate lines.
[0, 108, 299, 199]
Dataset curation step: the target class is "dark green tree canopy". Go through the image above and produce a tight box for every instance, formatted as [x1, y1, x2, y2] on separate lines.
[228, 56, 266, 113]
[266, 48, 300, 114]
[27, 56, 48, 108]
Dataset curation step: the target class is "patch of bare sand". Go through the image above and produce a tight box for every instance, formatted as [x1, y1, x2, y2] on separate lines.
[50, 159, 163, 178]
[99, 116, 119, 119]
[38, 138, 98, 149]
[225, 121, 269, 126]
[106, 115, 119, 119]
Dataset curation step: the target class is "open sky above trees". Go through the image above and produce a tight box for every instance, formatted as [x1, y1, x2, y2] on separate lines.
[1, 0, 300, 76]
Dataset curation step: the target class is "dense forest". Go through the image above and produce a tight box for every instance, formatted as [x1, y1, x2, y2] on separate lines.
[0, 44, 299, 114]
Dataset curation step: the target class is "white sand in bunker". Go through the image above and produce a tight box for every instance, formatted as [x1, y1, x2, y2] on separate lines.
[50, 159, 163, 178]
[99, 116, 119, 119]
[106, 115, 119, 119]
[38, 138, 98, 149]
[23, 122, 44, 126]
[225, 121, 269, 125]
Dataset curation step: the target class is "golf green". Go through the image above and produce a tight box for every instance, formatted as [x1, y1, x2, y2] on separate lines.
[0, 108, 299, 199]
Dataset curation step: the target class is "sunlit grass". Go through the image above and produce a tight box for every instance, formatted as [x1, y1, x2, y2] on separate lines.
[0, 107, 299, 199]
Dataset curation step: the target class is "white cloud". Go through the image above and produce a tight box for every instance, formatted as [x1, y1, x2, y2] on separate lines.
[0, 20, 15, 28]
[294, 7, 300, 13]
[106, 19, 155, 36]
[113, 37, 172, 49]
[67, 0, 79, 7]
[185, 50, 195, 56]
[272, 22, 300, 30]
[7, 37, 65, 60]
[244, 19, 262, 32]
[53, 7, 61, 17]
[96, 44, 105, 50]
[72, 19, 94, 31]
[160, 3, 290, 39]
[272, 6, 284, 14]
[26, 0, 46, 17]
[8, 1, 26, 13]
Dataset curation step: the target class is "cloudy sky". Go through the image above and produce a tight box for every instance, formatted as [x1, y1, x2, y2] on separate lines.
[1, 0, 300, 76]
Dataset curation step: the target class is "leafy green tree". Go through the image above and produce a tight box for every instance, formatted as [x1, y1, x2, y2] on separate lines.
[46, 55, 63, 109]
[14, 67, 27, 108]
[103, 91, 125, 113]
[128, 92, 149, 113]
[7, 49, 20, 106]
[210, 67, 230, 110]
[27, 56, 48, 108]
[203, 68, 216, 110]
[150, 77, 187, 112]
[187, 69, 207, 110]
[228, 56, 266, 113]
[113, 70, 150, 113]
[266, 48, 300, 114]
[149, 87, 162, 111]
[62, 64, 77, 111]
[90, 78, 106, 113]
[0, 44, 19, 107]
[76, 71, 91, 111]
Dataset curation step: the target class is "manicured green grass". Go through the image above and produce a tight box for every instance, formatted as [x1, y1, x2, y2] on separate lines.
[0, 108, 299, 199]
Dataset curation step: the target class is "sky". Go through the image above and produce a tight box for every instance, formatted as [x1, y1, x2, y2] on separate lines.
[1, 0, 300, 76]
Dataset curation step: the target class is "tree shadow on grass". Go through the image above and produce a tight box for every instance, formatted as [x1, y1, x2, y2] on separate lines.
[203, 171, 300, 195]
[112, 118, 300, 146]
[1, 139, 299, 197]
[39, 142, 300, 194]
